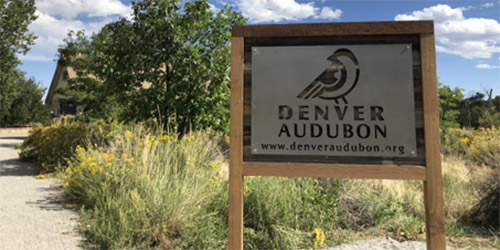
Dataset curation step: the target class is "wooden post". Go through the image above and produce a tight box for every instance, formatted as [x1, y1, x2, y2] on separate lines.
[228, 37, 244, 250]
[421, 33, 447, 249]
[229, 21, 445, 249]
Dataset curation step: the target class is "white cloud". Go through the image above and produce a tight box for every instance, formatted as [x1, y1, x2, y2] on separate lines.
[315, 7, 342, 20]
[22, 1, 132, 62]
[475, 63, 500, 69]
[208, 3, 219, 13]
[233, 0, 341, 23]
[37, 0, 131, 19]
[395, 4, 500, 59]
[481, 3, 494, 8]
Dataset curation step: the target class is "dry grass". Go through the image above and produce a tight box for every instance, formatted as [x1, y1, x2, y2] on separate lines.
[337, 155, 497, 246]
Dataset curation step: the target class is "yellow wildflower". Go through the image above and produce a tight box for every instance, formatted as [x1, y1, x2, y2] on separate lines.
[36, 174, 45, 179]
[459, 137, 469, 144]
[106, 163, 112, 168]
[128, 158, 134, 163]
[91, 169, 96, 175]
[125, 131, 133, 138]
[121, 153, 127, 159]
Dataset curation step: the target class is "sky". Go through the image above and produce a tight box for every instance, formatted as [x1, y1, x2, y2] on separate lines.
[17, 0, 500, 99]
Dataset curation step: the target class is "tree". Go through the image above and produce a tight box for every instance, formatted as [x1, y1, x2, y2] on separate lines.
[458, 92, 485, 128]
[4, 70, 49, 125]
[457, 89, 499, 128]
[59, 0, 246, 133]
[0, 0, 40, 126]
[438, 82, 464, 130]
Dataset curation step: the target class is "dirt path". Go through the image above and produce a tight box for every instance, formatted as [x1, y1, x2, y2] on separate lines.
[0, 133, 81, 249]
[324, 238, 461, 250]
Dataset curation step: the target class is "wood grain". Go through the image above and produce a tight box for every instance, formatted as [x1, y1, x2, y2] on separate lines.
[233, 21, 434, 38]
[420, 33, 447, 250]
[228, 37, 244, 250]
[242, 162, 427, 180]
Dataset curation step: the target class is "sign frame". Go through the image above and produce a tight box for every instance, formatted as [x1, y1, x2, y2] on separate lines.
[229, 21, 445, 249]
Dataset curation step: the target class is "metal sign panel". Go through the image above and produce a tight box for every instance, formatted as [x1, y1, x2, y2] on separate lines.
[251, 44, 417, 157]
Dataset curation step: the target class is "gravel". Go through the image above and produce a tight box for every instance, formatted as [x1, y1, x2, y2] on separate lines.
[0, 133, 82, 250]
[325, 237, 460, 250]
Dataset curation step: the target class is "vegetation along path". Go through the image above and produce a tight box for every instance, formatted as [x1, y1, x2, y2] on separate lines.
[0, 133, 81, 249]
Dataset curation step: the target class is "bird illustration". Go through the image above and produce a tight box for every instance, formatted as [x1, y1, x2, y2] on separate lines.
[297, 48, 360, 104]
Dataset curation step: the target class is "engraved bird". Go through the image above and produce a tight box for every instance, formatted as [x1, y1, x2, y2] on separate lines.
[297, 49, 359, 104]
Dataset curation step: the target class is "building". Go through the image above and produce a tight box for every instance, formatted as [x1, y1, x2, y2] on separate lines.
[45, 62, 81, 116]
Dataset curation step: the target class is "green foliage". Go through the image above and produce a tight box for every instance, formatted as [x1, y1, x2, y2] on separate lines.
[457, 92, 486, 128]
[438, 82, 464, 130]
[243, 177, 340, 249]
[441, 126, 500, 168]
[20, 118, 499, 249]
[58, 0, 246, 133]
[19, 116, 117, 172]
[441, 127, 471, 156]
[2, 70, 49, 126]
[0, 0, 36, 74]
[458, 91, 500, 129]
[21, 119, 341, 249]
[467, 126, 500, 168]
[478, 107, 500, 127]
[64, 127, 228, 248]
[0, 0, 43, 126]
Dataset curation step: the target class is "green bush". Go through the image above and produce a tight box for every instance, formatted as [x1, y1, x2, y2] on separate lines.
[243, 177, 340, 249]
[63, 127, 226, 248]
[441, 126, 499, 168]
[468, 126, 500, 168]
[19, 116, 500, 249]
[441, 127, 471, 156]
[19, 116, 87, 172]
[19, 116, 119, 173]
[56, 124, 343, 249]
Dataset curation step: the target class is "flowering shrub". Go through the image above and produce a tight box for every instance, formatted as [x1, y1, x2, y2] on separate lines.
[468, 126, 500, 168]
[441, 126, 499, 167]
[20, 116, 88, 172]
[441, 127, 472, 155]
[63, 126, 227, 248]
[19, 116, 121, 173]
[21, 115, 499, 248]
[52, 123, 339, 249]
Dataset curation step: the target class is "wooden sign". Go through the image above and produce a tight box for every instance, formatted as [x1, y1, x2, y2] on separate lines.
[229, 21, 446, 249]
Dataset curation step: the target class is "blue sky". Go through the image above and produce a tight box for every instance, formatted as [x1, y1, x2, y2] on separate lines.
[18, 0, 500, 98]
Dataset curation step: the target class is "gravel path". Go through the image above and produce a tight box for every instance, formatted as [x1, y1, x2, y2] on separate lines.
[326, 237, 460, 250]
[0, 133, 81, 250]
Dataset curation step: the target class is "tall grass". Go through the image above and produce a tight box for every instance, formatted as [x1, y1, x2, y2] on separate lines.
[21, 118, 499, 249]
[61, 124, 340, 249]
[64, 126, 226, 248]
[337, 155, 498, 242]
